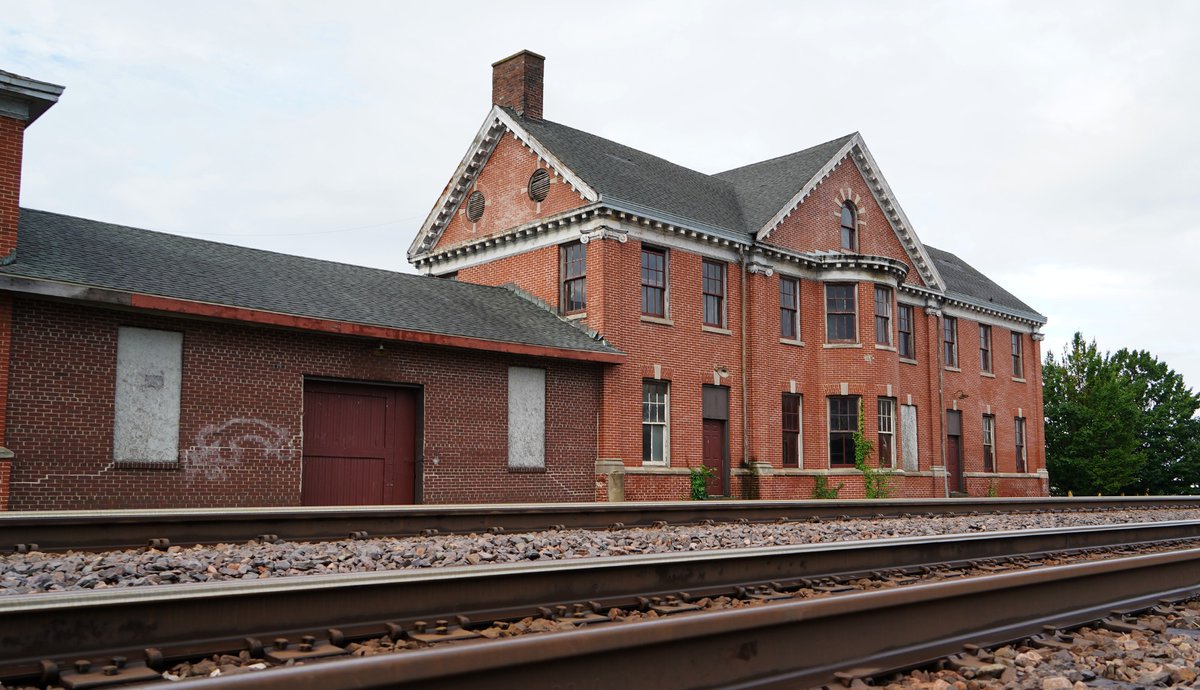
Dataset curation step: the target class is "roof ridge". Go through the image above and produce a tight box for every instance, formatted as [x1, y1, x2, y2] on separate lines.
[713, 132, 858, 178]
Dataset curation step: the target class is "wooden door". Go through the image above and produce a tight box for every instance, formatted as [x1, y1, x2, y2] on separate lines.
[946, 435, 963, 493]
[703, 419, 726, 497]
[946, 410, 963, 493]
[301, 381, 416, 505]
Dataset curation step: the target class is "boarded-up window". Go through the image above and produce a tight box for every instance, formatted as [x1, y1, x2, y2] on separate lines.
[508, 367, 546, 470]
[900, 404, 918, 472]
[113, 327, 183, 463]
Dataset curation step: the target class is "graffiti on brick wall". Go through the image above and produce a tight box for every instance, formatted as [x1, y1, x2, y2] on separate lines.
[184, 418, 296, 482]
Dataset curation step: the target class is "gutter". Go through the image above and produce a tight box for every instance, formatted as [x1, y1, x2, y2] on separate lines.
[0, 275, 626, 365]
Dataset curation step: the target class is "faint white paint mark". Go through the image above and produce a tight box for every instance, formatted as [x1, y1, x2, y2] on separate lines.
[185, 417, 294, 482]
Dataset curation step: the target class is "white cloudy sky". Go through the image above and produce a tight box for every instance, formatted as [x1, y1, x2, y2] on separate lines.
[3, 1, 1199, 388]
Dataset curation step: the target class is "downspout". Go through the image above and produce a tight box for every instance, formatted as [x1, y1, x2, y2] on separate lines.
[740, 248, 750, 468]
[930, 302, 950, 499]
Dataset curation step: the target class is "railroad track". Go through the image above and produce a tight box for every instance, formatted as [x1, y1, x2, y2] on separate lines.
[2, 519, 1198, 688]
[3, 496, 1200, 553]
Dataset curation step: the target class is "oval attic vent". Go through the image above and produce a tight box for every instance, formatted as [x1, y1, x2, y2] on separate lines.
[466, 191, 485, 222]
[528, 169, 550, 202]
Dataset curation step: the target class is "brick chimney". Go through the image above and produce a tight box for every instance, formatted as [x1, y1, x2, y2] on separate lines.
[0, 70, 63, 265]
[492, 50, 545, 121]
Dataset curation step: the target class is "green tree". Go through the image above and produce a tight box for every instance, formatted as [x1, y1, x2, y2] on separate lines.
[1043, 333, 1200, 495]
[1043, 334, 1143, 495]
[1110, 349, 1200, 494]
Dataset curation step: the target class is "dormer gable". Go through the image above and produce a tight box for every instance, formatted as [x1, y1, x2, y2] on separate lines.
[407, 106, 598, 262]
[719, 134, 943, 291]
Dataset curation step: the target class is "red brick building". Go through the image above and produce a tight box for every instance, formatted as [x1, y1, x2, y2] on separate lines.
[408, 52, 1049, 500]
[0, 69, 622, 510]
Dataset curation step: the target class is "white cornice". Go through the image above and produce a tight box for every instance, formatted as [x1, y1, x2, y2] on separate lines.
[407, 106, 599, 261]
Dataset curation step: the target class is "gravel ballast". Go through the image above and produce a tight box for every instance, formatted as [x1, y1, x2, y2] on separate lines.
[2, 508, 1199, 596]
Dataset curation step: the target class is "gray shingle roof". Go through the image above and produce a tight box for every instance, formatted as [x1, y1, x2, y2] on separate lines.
[714, 134, 857, 233]
[509, 109, 751, 237]
[925, 245, 1045, 321]
[3, 209, 621, 357]
[510, 109, 858, 242]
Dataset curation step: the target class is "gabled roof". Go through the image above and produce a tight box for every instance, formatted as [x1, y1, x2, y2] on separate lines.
[2, 209, 623, 360]
[925, 245, 1045, 322]
[714, 133, 857, 232]
[411, 109, 1054, 319]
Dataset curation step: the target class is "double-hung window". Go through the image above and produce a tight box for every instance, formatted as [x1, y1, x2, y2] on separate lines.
[828, 396, 859, 467]
[780, 277, 799, 340]
[874, 286, 892, 346]
[982, 414, 996, 472]
[642, 381, 669, 463]
[943, 316, 959, 368]
[1014, 417, 1027, 472]
[702, 260, 725, 328]
[878, 397, 896, 468]
[825, 283, 857, 342]
[640, 247, 667, 318]
[782, 394, 802, 467]
[898, 304, 915, 359]
[560, 243, 586, 314]
[979, 324, 992, 374]
[1011, 332, 1024, 378]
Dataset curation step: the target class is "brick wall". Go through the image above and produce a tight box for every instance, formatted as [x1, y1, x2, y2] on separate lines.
[5, 297, 602, 510]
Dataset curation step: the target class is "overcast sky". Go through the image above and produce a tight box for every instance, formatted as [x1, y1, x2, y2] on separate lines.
[3, 1, 1198, 389]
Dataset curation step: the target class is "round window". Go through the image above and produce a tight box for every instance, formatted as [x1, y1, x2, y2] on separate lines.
[528, 169, 550, 202]
[466, 191, 485, 222]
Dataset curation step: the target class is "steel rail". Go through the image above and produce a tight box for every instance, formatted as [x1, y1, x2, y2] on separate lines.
[1, 519, 1198, 681]
[167, 546, 1200, 690]
[3, 495, 1199, 553]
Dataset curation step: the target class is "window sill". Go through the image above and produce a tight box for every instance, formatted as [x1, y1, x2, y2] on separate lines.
[899, 357, 918, 366]
[507, 465, 546, 474]
[564, 312, 587, 321]
[980, 371, 995, 378]
[779, 338, 805, 347]
[945, 366, 962, 372]
[640, 315, 674, 326]
[823, 342, 863, 349]
[874, 344, 897, 352]
[702, 325, 733, 335]
[114, 459, 179, 471]
[1012, 377, 1027, 383]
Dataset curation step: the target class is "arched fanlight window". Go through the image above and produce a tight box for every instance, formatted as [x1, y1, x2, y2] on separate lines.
[840, 202, 857, 251]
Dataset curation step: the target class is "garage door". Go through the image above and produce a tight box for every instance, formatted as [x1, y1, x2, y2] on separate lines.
[301, 381, 417, 505]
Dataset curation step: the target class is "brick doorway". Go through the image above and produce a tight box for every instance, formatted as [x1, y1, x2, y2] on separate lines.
[301, 381, 417, 505]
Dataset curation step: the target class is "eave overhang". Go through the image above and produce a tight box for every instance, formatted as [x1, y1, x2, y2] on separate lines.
[0, 274, 625, 365]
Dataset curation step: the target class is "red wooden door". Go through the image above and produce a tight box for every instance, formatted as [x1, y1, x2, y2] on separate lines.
[703, 419, 726, 497]
[301, 382, 416, 505]
[946, 435, 963, 493]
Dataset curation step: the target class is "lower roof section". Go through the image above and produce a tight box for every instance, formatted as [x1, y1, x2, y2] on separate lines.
[0, 209, 623, 364]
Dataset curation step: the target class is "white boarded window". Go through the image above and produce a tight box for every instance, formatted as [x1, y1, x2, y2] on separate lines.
[113, 327, 183, 463]
[900, 404, 918, 472]
[508, 367, 546, 470]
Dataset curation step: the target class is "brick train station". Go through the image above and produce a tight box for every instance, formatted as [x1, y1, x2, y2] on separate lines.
[0, 52, 1047, 510]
